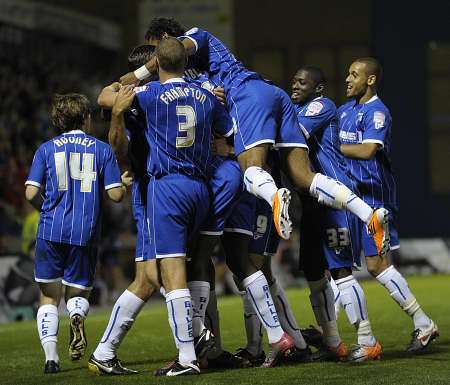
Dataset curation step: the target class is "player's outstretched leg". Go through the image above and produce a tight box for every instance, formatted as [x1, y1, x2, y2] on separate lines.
[334, 275, 382, 362]
[308, 277, 348, 362]
[239, 145, 292, 241]
[373, 264, 439, 352]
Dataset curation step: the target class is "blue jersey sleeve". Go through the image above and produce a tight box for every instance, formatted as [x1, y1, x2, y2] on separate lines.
[298, 100, 335, 138]
[103, 146, 122, 190]
[212, 97, 233, 137]
[134, 85, 150, 111]
[362, 108, 391, 148]
[26, 146, 46, 188]
[181, 27, 208, 53]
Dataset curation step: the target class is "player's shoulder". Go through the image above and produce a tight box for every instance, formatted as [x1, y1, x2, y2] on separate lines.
[134, 81, 160, 94]
[337, 100, 354, 117]
[183, 26, 206, 37]
[365, 96, 391, 120]
[304, 97, 335, 116]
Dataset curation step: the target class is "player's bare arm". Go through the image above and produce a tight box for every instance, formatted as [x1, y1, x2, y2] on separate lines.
[109, 85, 135, 161]
[97, 82, 121, 108]
[24, 185, 44, 211]
[340, 142, 380, 160]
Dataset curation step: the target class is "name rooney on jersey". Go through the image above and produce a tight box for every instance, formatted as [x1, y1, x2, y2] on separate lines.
[159, 86, 207, 105]
[53, 136, 96, 148]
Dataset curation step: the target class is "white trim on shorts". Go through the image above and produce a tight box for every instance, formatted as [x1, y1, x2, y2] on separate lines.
[244, 139, 275, 151]
[200, 230, 224, 236]
[223, 228, 254, 236]
[156, 253, 186, 259]
[274, 143, 309, 150]
[105, 182, 123, 190]
[390, 244, 400, 251]
[62, 280, 92, 290]
[135, 256, 145, 262]
[35, 277, 62, 283]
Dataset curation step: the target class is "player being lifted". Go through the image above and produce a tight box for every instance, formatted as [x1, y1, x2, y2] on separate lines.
[120, 18, 390, 258]
[336, 57, 438, 355]
[25, 94, 128, 373]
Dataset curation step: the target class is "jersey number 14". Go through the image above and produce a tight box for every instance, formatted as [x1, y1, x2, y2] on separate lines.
[54, 152, 97, 193]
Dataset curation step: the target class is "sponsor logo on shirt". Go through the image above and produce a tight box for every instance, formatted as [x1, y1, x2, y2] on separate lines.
[339, 130, 358, 142]
[373, 111, 386, 129]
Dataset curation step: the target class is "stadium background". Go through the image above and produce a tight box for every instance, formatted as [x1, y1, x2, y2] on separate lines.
[0, 0, 449, 322]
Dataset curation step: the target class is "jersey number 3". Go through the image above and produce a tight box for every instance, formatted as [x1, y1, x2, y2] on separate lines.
[54, 152, 97, 193]
[176, 105, 196, 148]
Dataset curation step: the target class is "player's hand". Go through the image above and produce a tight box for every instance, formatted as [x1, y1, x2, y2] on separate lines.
[108, 82, 121, 92]
[212, 137, 231, 157]
[121, 171, 133, 187]
[112, 85, 135, 115]
[213, 87, 226, 105]
[120, 71, 139, 86]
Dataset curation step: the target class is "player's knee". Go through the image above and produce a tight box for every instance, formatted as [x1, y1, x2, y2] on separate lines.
[130, 276, 155, 300]
[365, 256, 388, 277]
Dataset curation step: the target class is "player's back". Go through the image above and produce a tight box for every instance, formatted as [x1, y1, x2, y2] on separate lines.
[181, 28, 259, 88]
[29, 131, 121, 246]
[135, 78, 233, 181]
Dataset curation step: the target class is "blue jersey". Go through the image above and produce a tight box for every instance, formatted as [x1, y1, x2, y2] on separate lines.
[338, 96, 397, 208]
[181, 27, 260, 89]
[26, 130, 122, 246]
[295, 97, 353, 187]
[134, 78, 233, 181]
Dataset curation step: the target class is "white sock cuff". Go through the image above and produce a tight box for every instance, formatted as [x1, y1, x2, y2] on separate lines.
[121, 290, 146, 309]
[335, 275, 356, 289]
[38, 304, 58, 317]
[375, 265, 396, 284]
[308, 277, 328, 294]
[243, 270, 265, 288]
[165, 288, 190, 302]
[67, 297, 89, 317]
[159, 286, 166, 298]
[188, 281, 211, 290]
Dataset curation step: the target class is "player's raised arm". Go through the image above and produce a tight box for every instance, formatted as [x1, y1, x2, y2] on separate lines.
[109, 85, 135, 162]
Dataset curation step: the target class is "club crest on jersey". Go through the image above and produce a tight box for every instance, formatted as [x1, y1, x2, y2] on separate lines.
[305, 101, 324, 116]
[373, 111, 386, 129]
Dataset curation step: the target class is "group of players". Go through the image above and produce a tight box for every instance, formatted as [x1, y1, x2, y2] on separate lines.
[25, 17, 438, 377]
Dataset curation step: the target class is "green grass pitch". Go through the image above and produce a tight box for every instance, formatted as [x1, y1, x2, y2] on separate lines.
[0, 275, 449, 385]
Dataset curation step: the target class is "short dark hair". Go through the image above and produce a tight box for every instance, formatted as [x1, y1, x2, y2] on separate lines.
[156, 37, 186, 73]
[355, 57, 383, 84]
[298, 66, 327, 86]
[128, 44, 155, 71]
[50, 93, 90, 133]
[145, 17, 185, 41]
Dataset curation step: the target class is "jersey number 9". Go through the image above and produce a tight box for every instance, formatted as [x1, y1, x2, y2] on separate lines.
[54, 152, 97, 193]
